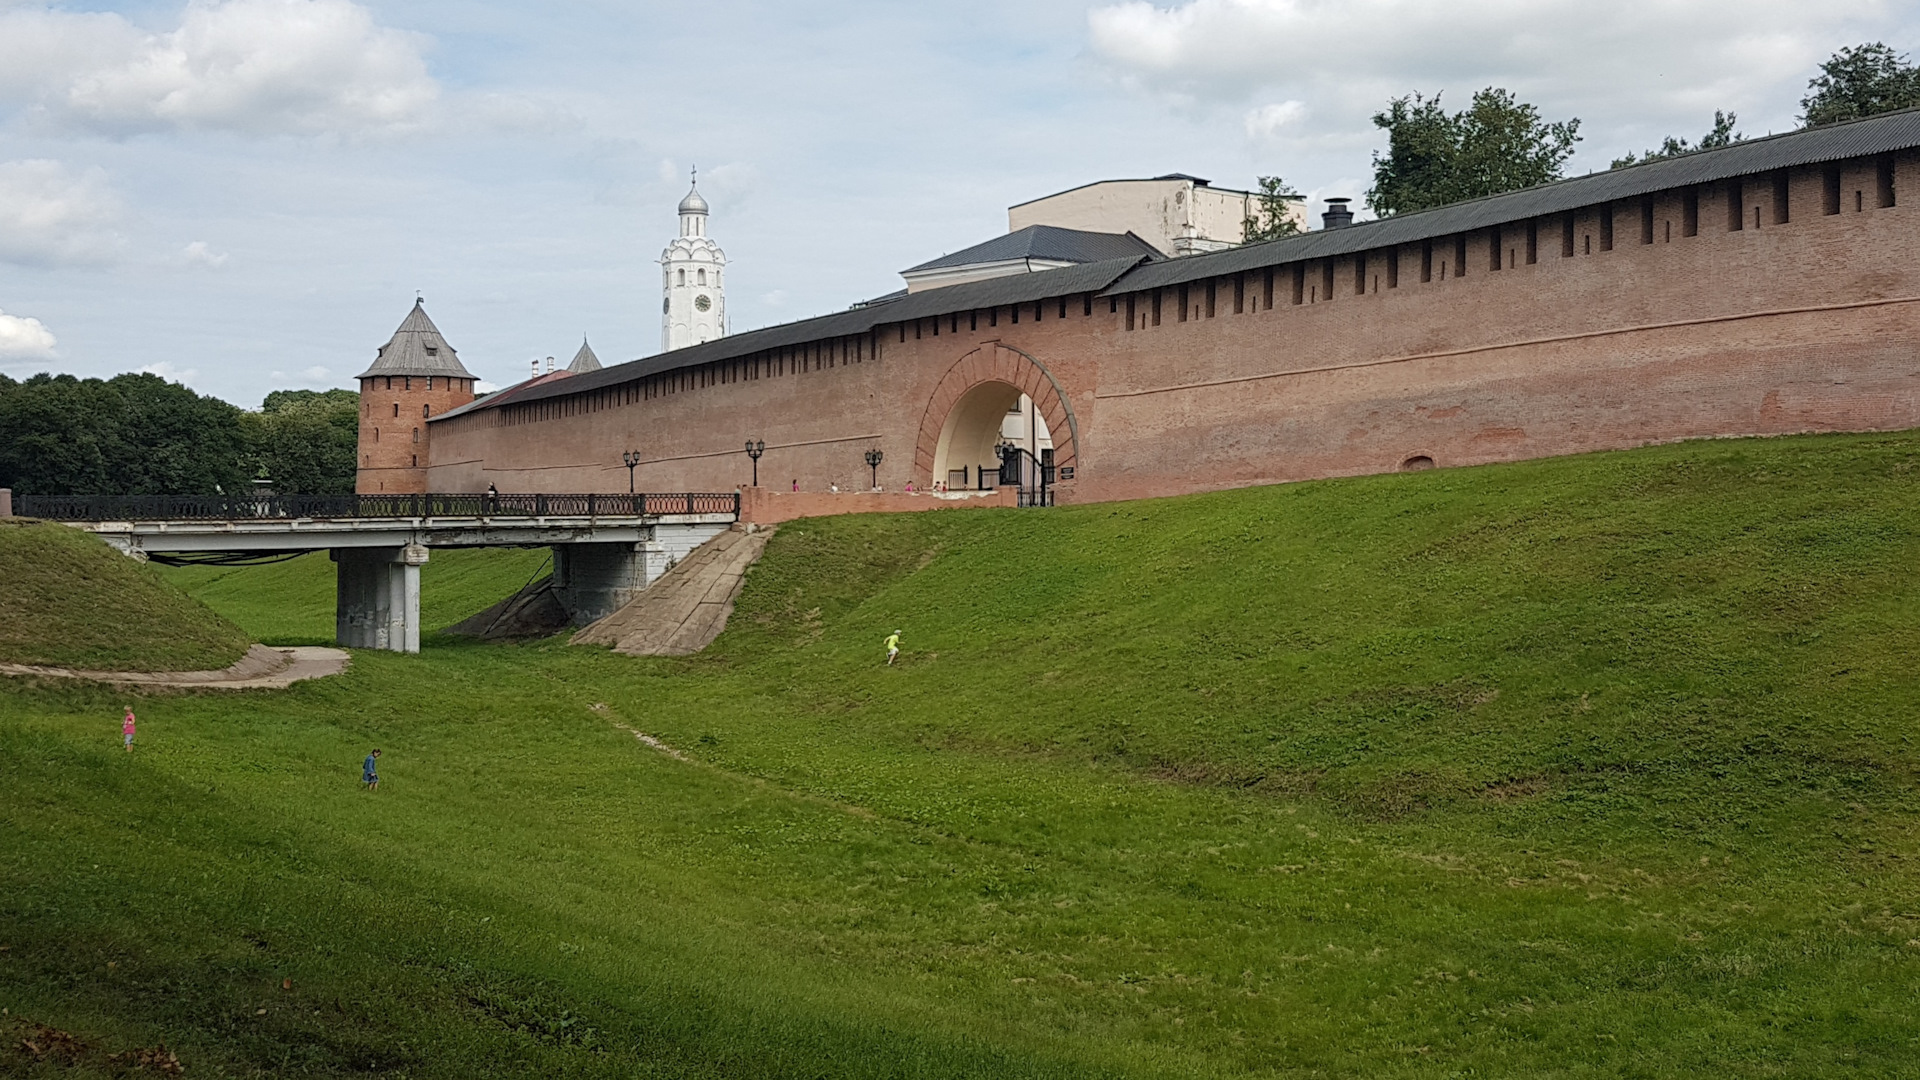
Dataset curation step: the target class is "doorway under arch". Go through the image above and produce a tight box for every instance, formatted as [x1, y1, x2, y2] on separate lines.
[913, 343, 1079, 490]
[930, 381, 1055, 491]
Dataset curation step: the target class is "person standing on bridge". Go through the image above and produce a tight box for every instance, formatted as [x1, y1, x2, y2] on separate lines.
[363, 749, 381, 792]
[884, 629, 902, 666]
[122, 707, 135, 752]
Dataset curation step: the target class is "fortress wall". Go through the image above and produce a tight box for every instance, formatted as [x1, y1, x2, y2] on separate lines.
[426, 149, 1920, 505]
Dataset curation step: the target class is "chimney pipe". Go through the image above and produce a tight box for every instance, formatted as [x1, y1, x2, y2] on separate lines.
[531, 358, 539, 379]
[545, 356, 556, 374]
[1321, 198, 1354, 229]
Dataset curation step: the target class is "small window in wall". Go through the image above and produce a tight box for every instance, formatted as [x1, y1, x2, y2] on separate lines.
[1562, 215, 1576, 257]
[374, 428, 380, 443]
[1877, 156, 1896, 207]
[426, 376, 434, 390]
[423, 404, 430, 418]
[392, 402, 399, 417]
[1126, 294, 1136, 329]
[1204, 280, 1217, 318]
[1321, 260, 1335, 301]
[1683, 190, 1700, 236]
[1292, 263, 1306, 304]
[971, 310, 979, 331]
[1727, 181, 1744, 231]
[1773, 172, 1791, 224]
[1641, 198, 1655, 244]
[1599, 206, 1614, 250]
[1453, 235, 1467, 277]
[1386, 249, 1400, 288]
[1489, 227, 1502, 271]
[1233, 274, 1245, 313]
[1084, 294, 1094, 317]
[411, 455, 417, 468]
[1176, 285, 1188, 322]
[1526, 221, 1539, 263]
[1583, 234, 1591, 255]
[677, 268, 686, 285]
[1420, 240, 1433, 282]
[1824, 167, 1843, 214]
[1151, 289, 1162, 326]
[412, 427, 420, 443]
[1010, 304, 1018, 324]
[1400, 455, 1435, 471]
[1263, 267, 1275, 309]
[1106, 297, 1116, 315]
[1355, 254, 1367, 295]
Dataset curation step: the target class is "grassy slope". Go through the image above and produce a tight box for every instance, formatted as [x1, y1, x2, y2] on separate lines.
[6, 431, 1920, 1076]
[0, 519, 251, 671]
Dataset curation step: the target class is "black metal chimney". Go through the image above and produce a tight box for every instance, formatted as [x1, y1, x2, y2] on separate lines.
[1321, 198, 1354, 229]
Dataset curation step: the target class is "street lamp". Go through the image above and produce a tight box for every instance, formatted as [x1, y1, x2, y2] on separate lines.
[744, 439, 765, 487]
[864, 447, 884, 490]
[622, 450, 642, 494]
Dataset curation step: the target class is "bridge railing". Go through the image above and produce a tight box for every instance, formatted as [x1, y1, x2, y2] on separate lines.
[15, 492, 741, 522]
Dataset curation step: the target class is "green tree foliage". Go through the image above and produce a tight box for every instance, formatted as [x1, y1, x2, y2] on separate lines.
[1801, 43, 1920, 127]
[1366, 88, 1581, 217]
[1240, 176, 1305, 242]
[0, 372, 252, 496]
[1611, 111, 1742, 169]
[243, 388, 359, 494]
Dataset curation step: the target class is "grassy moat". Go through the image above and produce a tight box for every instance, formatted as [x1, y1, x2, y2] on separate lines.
[5, 430, 1920, 1076]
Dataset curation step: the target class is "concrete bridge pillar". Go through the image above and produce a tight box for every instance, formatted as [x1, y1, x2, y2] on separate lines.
[334, 543, 428, 653]
[551, 524, 732, 625]
[551, 542, 654, 626]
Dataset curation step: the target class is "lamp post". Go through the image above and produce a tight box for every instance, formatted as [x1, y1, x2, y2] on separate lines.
[744, 439, 765, 487]
[864, 447, 884, 490]
[622, 450, 642, 494]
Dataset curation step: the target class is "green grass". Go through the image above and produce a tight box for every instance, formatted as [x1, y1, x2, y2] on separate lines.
[0, 519, 250, 671]
[7, 429, 1920, 1076]
[157, 547, 552, 645]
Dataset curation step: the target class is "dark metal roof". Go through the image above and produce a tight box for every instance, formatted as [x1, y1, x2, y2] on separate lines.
[903, 225, 1161, 274]
[1105, 105, 1920, 295]
[442, 254, 1149, 417]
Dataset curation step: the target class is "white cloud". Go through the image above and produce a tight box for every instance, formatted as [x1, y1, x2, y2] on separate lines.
[1245, 100, 1307, 139]
[182, 240, 228, 267]
[266, 364, 333, 385]
[0, 309, 58, 359]
[139, 360, 198, 384]
[1087, 0, 1895, 147]
[0, 159, 125, 266]
[0, 0, 438, 137]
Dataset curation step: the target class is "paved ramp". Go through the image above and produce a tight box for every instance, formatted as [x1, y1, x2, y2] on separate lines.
[572, 527, 771, 656]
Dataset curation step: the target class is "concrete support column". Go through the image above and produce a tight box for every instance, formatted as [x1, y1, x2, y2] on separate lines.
[0, 488, 11, 517]
[333, 543, 428, 653]
[551, 541, 654, 626]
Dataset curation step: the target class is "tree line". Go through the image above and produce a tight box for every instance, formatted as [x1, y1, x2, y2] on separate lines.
[0, 373, 358, 497]
[1242, 41, 1920, 237]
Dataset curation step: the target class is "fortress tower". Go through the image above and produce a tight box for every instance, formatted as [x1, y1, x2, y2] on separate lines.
[356, 299, 476, 494]
[661, 171, 726, 352]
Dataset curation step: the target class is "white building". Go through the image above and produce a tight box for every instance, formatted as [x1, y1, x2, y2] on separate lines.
[1009, 174, 1307, 257]
[661, 173, 727, 352]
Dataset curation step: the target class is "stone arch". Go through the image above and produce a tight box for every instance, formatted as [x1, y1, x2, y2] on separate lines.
[914, 342, 1079, 485]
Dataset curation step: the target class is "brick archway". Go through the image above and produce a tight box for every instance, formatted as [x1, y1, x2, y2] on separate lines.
[914, 343, 1080, 485]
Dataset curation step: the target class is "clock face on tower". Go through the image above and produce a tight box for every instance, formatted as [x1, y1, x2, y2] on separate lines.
[694, 294, 712, 312]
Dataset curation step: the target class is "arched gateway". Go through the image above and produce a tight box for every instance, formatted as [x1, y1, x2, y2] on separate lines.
[915, 343, 1079, 491]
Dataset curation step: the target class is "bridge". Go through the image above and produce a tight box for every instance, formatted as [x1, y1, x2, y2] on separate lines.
[17, 492, 740, 654]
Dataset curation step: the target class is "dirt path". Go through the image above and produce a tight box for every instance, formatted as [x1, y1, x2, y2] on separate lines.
[0, 644, 350, 690]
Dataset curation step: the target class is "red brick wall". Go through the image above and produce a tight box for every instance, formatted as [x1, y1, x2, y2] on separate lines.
[424, 151, 1920, 506]
[357, 375, 476, 494]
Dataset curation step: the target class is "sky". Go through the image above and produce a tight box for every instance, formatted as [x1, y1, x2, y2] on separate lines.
[2, 0, 1917, 406]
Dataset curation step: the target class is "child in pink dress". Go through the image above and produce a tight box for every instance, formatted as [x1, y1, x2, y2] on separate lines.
[122, 708, 135, 752]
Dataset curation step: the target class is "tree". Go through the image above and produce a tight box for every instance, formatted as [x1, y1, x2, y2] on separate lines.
[244, 388, 360, 494]
[1240, 176, 1305, 242]
[1611, 111, 1742, 169]
[0, 372, 250, 496]
[1801, 43, 1920, 127]
[1366, 88, 1581, 217]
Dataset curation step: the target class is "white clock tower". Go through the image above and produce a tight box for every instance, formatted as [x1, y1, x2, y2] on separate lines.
[661, 171, 727, 352]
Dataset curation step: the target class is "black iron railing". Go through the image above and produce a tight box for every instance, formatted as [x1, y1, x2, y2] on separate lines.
[16, 492, 741, 522]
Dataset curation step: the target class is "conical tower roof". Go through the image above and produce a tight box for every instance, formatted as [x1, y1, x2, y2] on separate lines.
[567, 337, 602, 373]
[356, 299, 475, 380]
